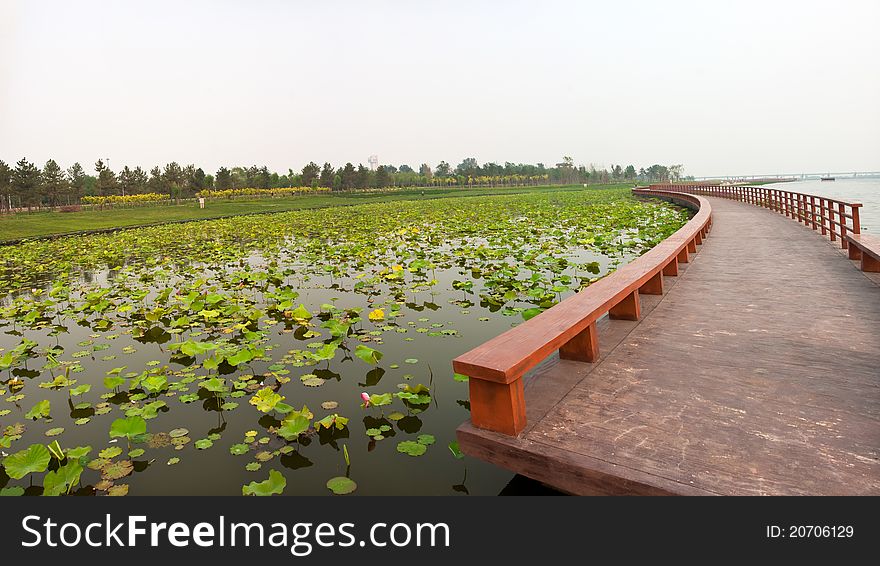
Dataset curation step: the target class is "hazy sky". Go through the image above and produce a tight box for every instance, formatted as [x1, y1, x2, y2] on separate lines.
[1, 0, 878, 177]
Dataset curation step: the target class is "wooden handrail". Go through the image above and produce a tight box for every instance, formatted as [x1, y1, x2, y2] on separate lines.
[649, 183, 862, 249]
[452, 189, 712, 435]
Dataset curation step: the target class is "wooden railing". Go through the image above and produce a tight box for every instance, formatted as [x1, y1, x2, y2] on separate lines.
[452, 189, 712, 436]
[649, 183, 862, 250]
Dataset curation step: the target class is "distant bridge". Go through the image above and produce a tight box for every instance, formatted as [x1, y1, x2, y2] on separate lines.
[692, 171, 880, 181]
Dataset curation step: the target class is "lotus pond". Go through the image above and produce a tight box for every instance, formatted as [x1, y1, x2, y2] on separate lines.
[0, 188, 688, 496]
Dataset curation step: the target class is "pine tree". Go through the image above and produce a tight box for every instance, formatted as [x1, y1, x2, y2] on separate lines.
[301, 162, 320, 187]
[0, 160, 12, 212]
[163, 162, 184, 203]
[67, 163, 86, 202]
[215, 167, 232, 190]
[12, 157, 42, 210]
[375, 165, 390, 188]
[95, 159, 117, 196]
[147, 166, 165, 194]
[41, 159, 68, 207]
[319, 162, 334, 188]
[132, 166, 149, 193]
[118, 165, 136, 196]
[340, 163, 357, 190]
[355, 164, 370, 189]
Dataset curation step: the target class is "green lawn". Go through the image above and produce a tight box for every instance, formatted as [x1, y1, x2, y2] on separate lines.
[0, 183, 636, 242]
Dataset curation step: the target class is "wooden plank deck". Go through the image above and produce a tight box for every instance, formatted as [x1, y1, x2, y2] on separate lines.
[458, 197, 880, 495]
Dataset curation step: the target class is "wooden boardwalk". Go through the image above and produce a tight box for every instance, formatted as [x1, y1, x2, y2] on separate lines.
[458, 196, 880, 495]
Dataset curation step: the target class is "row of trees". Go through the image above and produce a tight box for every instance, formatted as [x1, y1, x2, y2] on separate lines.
[0, 157, 686, 212]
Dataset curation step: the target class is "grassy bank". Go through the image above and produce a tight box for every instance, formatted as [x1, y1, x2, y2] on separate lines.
[0, 183, 636, 242]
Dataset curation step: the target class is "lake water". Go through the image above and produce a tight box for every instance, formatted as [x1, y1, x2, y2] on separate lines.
[766, 178, 880, 233]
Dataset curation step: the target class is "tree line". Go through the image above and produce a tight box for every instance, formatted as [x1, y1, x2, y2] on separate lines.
[0, 156, 686, 212]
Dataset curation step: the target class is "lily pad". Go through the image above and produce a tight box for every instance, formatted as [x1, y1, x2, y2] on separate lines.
[3, 444, 51, 479]
[242, 469, 286, 496]
[396, 440, 428, 457]
[25, 399, 51, 420]
[109, 416, 147, 440]
[100, 459, 134, 481]
[326, 476, 357, 495]
[229, 443, 249, 455]
[107, 484, 129, 496]
[99, 446, 123, 459]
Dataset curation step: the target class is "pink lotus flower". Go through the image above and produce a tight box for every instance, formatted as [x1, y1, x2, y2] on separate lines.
[361, 392, 371, 407]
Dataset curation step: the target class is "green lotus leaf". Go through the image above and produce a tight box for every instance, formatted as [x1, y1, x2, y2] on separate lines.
[42, 460, 83, 496]
[70, 384, 92, 396]
[290, 304, 312, 322]
[315, 414, 349, 431]
[99, 446, 123, 459]
[201, 377, 227, 393]
[326, 476, 357, 495]
[225, 348, 255, 366]
[25, 399, 51, 420]
[242, 469, 286, 496]
[67, 446, 92, 460]
[229, 443, 249, 455]
[396, 440, 427, 457]
[277, 415, 310, 441]
[3, 444, 51, 479]
[448, 440, 464, 459]
[249, 387, 284, 413]
[109, 416, 147, 440]
[368, 392, 393, 407]
[354, 344, 383, 365]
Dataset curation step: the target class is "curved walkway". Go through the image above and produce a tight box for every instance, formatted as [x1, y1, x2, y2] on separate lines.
[458, 197, 880, 495]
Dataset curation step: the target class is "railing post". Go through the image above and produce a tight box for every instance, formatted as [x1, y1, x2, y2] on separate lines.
[838, 203, 848, 249]
[852, 204, 861, 235]
[662, 257, 679, 276]
[468, 377, 526, 436]
[810, 196, 817, 230]
[820, 199, 828, 235]
[829, 204, 837, 242]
